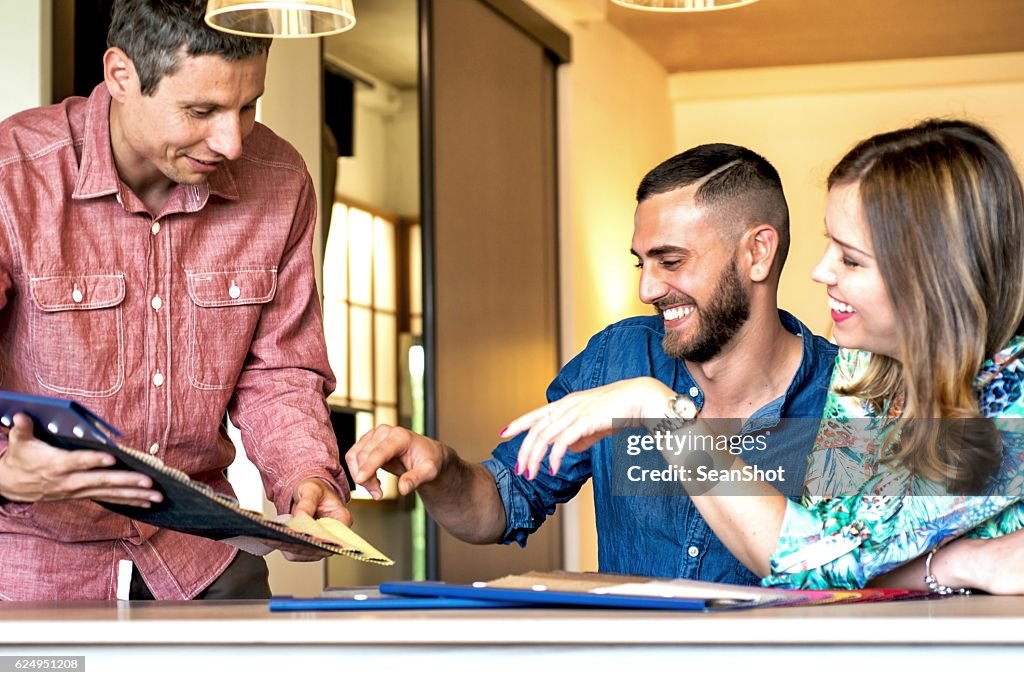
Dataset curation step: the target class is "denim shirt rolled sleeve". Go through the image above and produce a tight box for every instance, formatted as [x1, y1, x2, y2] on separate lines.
[483, 311, 837, 583]
[482, 450, 583, 546]
[482, 349, 589, 545]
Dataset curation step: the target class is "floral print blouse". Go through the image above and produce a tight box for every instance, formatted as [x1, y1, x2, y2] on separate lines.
[762, 336, 1024, 590]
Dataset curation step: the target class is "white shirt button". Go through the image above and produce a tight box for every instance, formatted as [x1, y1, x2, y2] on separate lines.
[71, 287, 83, 303]
[688, 386, 699, 398]
[687, 545, 700, 558]
[228, 282, 241, 299]
[153, 372, 164, 387]
[151, 295, 162, 311]
[149, 443, 160, 456]
[151, 221, 161, 235]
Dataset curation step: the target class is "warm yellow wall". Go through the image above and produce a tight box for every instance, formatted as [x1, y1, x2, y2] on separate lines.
[244, 38, 327, 597]
[258, 39, 324, 293]
[336, 84, 419, 217]
[670, 52, 1024, 338]
[540, 4, 675, 355]
[0, 0, 51, 120]
[526, 0, 674, 572]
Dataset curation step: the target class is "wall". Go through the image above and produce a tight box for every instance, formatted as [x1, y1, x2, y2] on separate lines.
[431, 0, 563, 581]
[669, 52, 1024, 338]
[0, 0, 51, 119]
[258, 38, 325, 293]
[336, 83, 419, 216]
[525, 0, 675, 572]
[241, 37, 326, 597]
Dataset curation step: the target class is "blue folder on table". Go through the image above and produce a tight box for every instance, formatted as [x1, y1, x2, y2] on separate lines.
[268, 584, 713, 612]
[269, 588, 524, 612]
[375, 571, 807, 611]
[271, 572, 799, 612]
[378, 580, 722, 611]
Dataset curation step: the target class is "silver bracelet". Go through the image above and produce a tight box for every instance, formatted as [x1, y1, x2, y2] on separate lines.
[924, 546, 972, 596]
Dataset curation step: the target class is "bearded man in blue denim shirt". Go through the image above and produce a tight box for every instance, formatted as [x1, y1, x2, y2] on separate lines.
[346, 143, 837, 585]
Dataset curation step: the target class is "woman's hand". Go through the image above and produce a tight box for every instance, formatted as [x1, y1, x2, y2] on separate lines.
[500, 377, 675, 479]
[938, 530, 1024, 594]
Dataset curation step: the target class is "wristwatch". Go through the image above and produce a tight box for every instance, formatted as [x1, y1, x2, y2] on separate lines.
[667, 394, 699, 422]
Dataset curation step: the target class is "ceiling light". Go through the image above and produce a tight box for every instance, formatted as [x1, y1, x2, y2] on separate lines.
[205, 0, 356, 38]
[610, 0, 761, 12]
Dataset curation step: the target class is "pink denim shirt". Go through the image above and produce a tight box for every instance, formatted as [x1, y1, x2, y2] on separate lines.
[0, 85, 347, 600]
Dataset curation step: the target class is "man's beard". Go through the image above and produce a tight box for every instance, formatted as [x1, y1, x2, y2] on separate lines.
[661, 260, 750, 363]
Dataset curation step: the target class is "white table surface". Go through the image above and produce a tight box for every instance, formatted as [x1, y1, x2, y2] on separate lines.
[1, 596, 1022, 682]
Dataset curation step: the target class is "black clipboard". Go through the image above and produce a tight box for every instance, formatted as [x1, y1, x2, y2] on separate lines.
[0, 390, 391, 564]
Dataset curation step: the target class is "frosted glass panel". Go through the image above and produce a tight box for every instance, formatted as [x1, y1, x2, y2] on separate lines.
[375, 406, 398, 427]
[323, 298, 349, 400]
[377, 472, 399, 499]
[350, 422, 399, 502]
[369, 409, 399, 496]
[347, 207, 373, 306]
[373, 218, 396, 311]
[349, 306, 373, 402]
[321, 198, 414, 502]
[374, 313, 397, 404]
[323, 202, 348, 299]
[355, 410, 375, 441]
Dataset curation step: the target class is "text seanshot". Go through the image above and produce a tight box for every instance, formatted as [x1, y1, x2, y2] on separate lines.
[626, 463, 787, 484]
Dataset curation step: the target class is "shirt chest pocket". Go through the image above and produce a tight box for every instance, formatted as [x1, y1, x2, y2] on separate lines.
[29, 273, 126, 397]
[186, 268, 277, 390]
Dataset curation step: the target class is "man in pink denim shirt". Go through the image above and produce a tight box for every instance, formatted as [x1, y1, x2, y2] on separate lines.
[0, 0, 350, 600]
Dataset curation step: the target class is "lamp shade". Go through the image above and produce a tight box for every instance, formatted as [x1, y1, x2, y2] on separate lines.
[610, 0, 760, 11]
[205, 0, 356, 38]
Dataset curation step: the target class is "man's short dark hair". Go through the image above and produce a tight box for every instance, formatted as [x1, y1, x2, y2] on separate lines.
[107, 0, 271, 96]
[637, 143, 791, 273]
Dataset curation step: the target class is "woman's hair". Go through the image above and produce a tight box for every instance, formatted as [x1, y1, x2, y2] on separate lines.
[829, 119, 1024, 493]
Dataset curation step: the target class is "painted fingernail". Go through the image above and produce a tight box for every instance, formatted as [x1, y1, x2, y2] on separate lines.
[514, 462, 522, 475]
[550, 465, 556, 476]
[499, 425, 509, 437]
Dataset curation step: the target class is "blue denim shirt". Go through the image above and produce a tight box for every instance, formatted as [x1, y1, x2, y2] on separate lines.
[482, 310, 837, 585]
